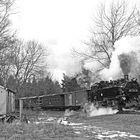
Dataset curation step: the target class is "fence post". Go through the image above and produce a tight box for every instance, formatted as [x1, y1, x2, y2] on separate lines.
[19, 99, 23, 121]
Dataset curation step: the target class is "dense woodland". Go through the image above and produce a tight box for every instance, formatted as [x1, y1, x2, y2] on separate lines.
[5, 75, 63, 98]
[0, 73, 83, 98]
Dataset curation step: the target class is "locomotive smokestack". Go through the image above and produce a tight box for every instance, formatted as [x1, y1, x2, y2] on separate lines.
[138, 75, 140, 84]
[124, 75, 129, 81]
[118, 53, 132, 76]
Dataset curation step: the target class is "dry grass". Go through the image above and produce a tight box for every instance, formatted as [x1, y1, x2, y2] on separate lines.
[0, 122, 78, 140]
[1, 110, 140, 140]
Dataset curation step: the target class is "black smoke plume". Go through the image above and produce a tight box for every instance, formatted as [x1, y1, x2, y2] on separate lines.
[118, 53, 132, 75]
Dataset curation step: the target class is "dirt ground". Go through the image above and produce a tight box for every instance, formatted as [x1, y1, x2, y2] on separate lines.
[0, 110, 140, 140]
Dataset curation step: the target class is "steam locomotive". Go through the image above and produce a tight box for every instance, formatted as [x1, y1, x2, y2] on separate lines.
[87, 75, 140, 111]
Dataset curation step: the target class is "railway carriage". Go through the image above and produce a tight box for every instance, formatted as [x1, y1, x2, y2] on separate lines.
[18, 90, 88, 110]
[40, 94, 65, 110]
[39, 90, 88, 110]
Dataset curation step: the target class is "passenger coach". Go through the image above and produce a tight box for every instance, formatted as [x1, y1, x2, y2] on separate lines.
[40, 90, 88, 110]
[19, 90, 88, 110]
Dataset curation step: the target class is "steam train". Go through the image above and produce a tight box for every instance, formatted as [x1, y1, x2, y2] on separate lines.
[16, 75, 140, 111]
[87, 75, 140, 111]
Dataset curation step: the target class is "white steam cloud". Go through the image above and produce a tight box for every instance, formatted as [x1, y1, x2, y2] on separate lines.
[100, 36, 140, 80]
[84, 103, 118, 117]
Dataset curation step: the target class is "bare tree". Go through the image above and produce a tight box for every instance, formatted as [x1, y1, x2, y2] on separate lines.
[0, 0, 16, 85]
[11, 40, 48, 88]
[0, 37, 16, 85]
[0, 0, 15, 49]
[74, 0, 139, 69]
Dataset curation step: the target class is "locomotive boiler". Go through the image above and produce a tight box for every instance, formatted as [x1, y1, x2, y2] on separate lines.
[87, 75, 140, 111]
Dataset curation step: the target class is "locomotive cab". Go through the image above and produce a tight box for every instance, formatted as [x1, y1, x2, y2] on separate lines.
[123, 79, 140, 107]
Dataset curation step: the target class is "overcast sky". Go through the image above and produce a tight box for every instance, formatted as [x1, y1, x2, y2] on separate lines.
[11, 0, 140, 81]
